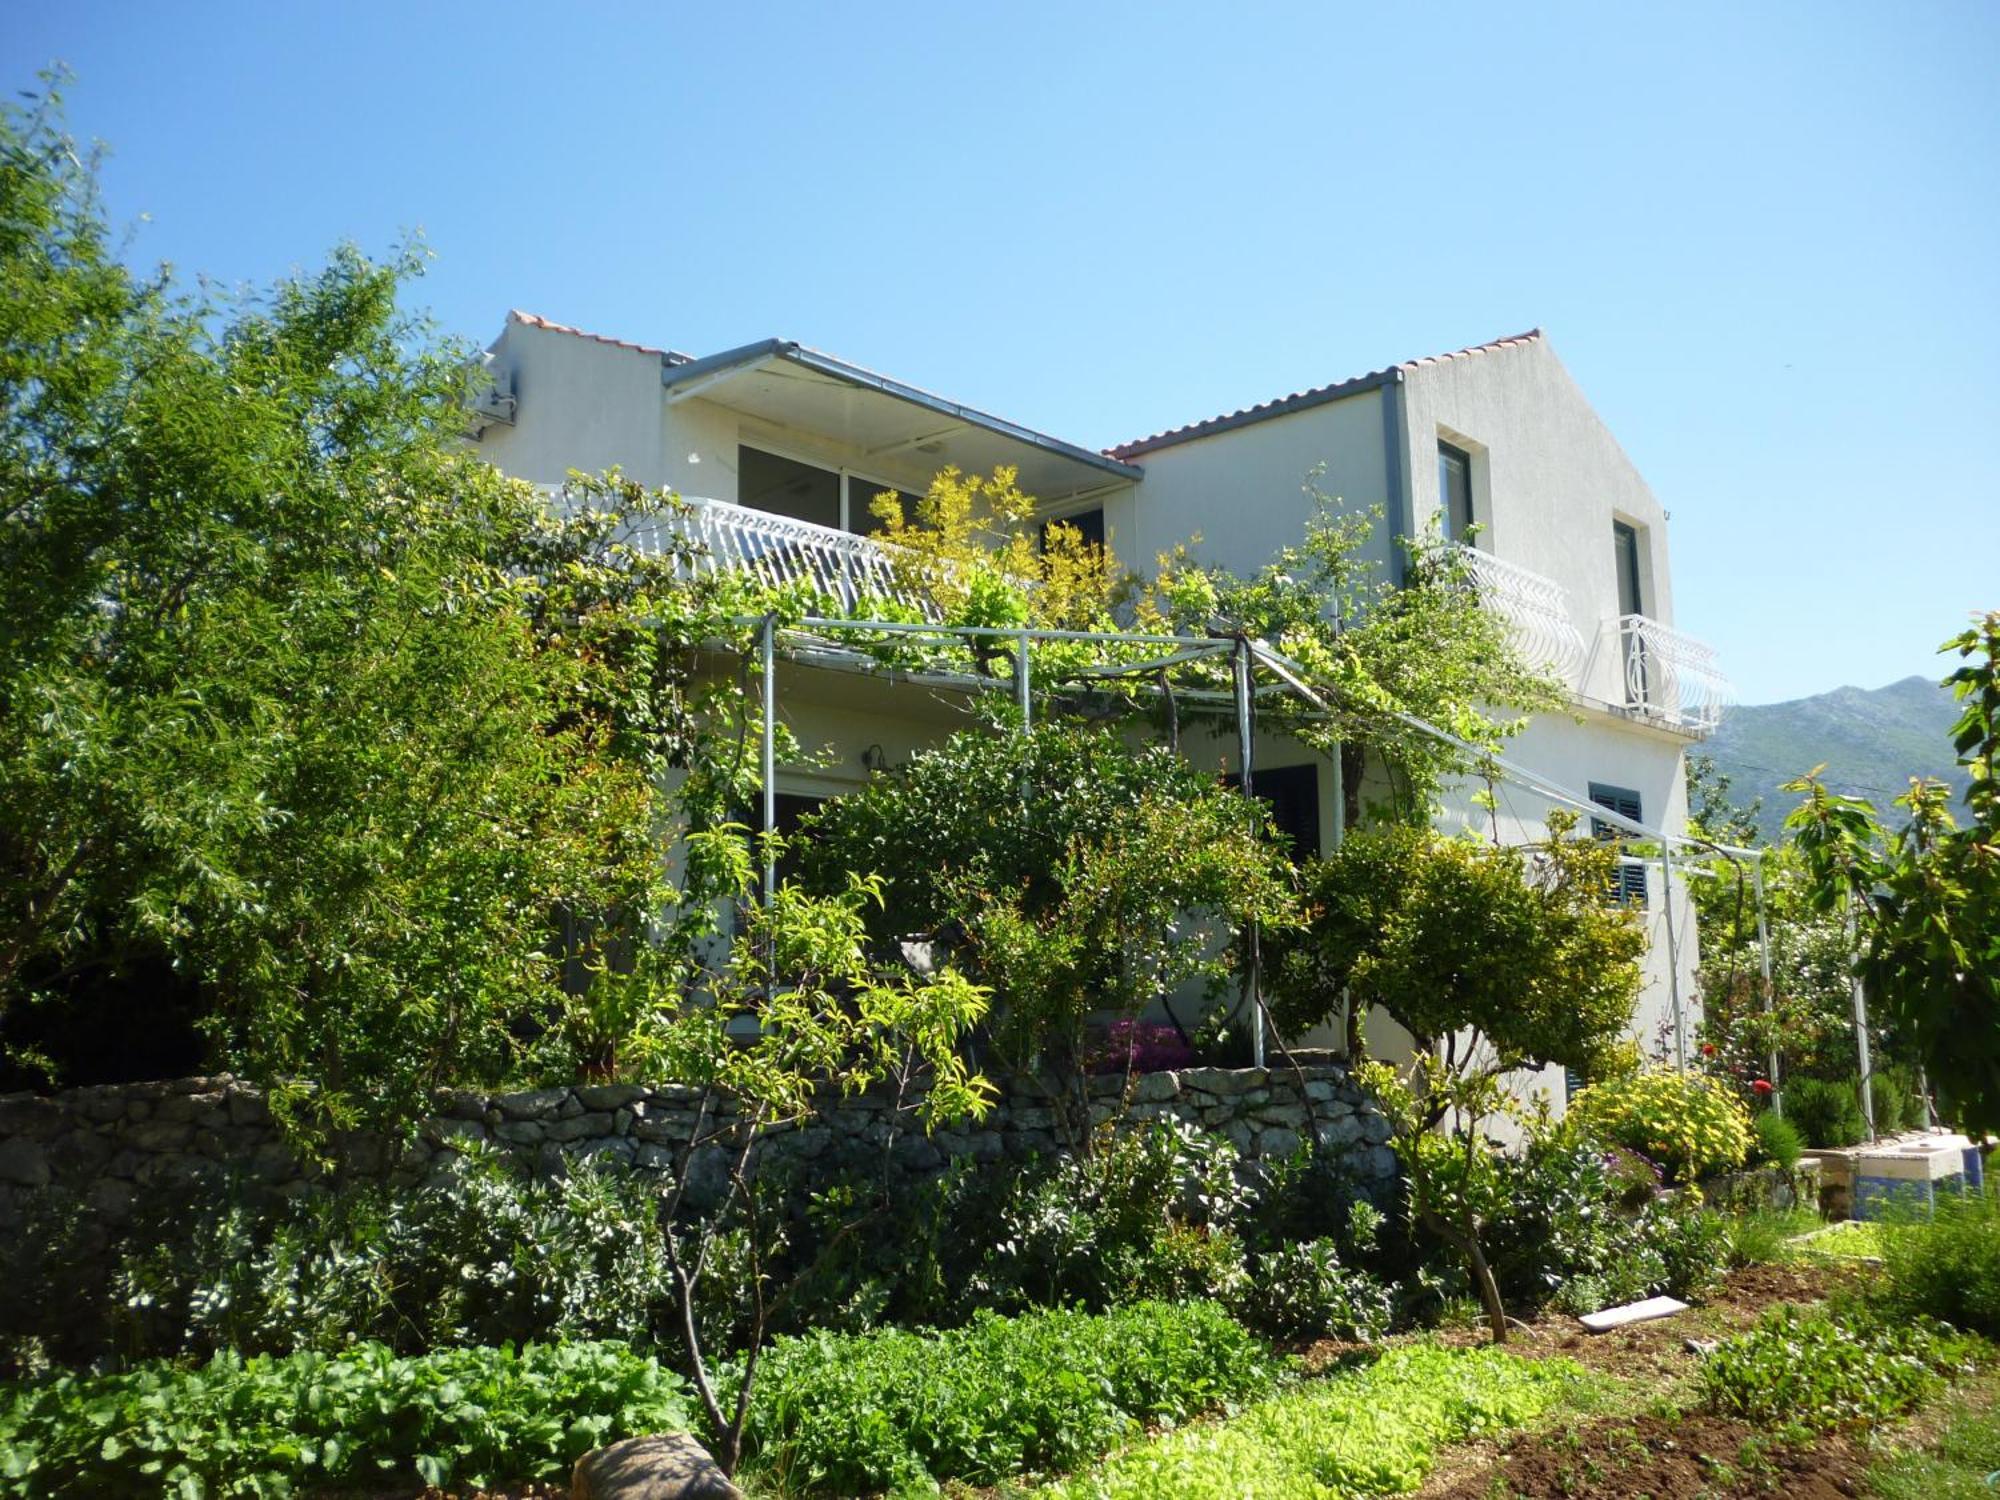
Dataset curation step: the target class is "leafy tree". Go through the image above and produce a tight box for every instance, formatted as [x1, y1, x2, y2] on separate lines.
[1784, 612, 2000, 1134]
[1284, 813, 1645, 1341]
[0, 85, 726, 1131]
[648, 836, 993, 1475]
[800, 722, 1296, 1088]
[1136, 492, 1567, 825]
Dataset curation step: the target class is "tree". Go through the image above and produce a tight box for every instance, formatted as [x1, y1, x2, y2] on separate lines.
[0, 85, 700, 1132]
[1276, 814, 1646, 1341]
[648, 838, 992, 1475]
[800, 721, 1296, 1097]
[1784, 612, 2000, 1134]
[1136, 491, 1567, 826]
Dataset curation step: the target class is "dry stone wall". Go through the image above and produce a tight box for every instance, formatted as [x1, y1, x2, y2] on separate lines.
[0, 1063, 1397, 1230]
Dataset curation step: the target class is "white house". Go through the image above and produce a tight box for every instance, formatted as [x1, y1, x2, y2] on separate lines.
[470, 311, 1727, 1091]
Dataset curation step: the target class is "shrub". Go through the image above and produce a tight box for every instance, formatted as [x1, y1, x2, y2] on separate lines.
[1877, 1189, 2000, 1340]
[0, 1339, 690, 1496]
[1479, 1138, 1728, 1316]
[739, 1300, 1274, 1493]
[1642, 1199, 1732, 1297]
[1784, 1076, 1868, 1148]
[97, 1147, 676, 1363]
[1698, 1302, 1971, 1434]
[979, 1119, 1251, 1312]
[1753, 1108, 1805, 1169]
[1234, 1239, 1394, 1343]
[1567, 1070, 1753, 1182]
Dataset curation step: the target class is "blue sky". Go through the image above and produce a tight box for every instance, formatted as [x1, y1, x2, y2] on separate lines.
[6, 1, 1995, 704]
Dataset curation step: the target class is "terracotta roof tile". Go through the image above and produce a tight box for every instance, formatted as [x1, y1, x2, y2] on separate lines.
[506, 309, 695, 363]
[1106, 328, 1544, 459]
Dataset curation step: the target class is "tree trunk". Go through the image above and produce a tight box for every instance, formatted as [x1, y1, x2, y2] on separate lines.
[1462, 1215, 1509, 1344]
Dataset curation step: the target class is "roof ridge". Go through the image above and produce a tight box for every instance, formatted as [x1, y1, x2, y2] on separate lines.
[1397, 327, 1543, 370]
[506, 309, 695, 363]
[1105, 328, 1546, 459]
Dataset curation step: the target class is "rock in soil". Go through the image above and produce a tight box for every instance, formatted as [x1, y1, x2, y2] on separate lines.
[572, 1434, 742, 1499]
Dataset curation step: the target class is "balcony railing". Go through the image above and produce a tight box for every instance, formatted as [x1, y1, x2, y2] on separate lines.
[1609, 613, 1730, 732]
[642, 495, 931, 615]
[1443, 543, 1587, 685]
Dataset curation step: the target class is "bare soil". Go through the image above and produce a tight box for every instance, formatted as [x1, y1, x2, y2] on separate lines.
[1430, 1411, 1869, 1499]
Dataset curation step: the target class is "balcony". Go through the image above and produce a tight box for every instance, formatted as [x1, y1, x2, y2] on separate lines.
[1443, 543, 1587, 686]
[647, 494, 931, 616]
[1607, 614, 1730, 733]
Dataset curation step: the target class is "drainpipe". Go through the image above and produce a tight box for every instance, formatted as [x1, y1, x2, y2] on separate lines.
[1381, 372, 1412, 588]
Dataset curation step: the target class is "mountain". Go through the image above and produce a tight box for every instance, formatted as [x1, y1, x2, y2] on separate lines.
[1702, 675, 1968, 845]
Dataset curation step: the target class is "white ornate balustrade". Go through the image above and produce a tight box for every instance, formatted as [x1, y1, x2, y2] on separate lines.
[1443, 543, 1587, 686]
[643, 495, 931, 615]
[1608, 613, 1731, 732]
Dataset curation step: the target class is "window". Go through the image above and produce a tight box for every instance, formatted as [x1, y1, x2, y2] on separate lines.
[1613, 521, 1644, 617]
[1588, 782, 1648, 905]
[737, 445, 920, 534]
[1222, 763, 1321, 860]
[741, 791, 828, 888]
[848, 476, 924, 532]
[1438, 441, 1474, 542]
[1041, 506, 1105, 553]
[738, 446, 840, 529]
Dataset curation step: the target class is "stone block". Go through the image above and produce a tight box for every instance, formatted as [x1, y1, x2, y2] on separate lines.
[575, 1084, 643, 1111]
[1258, 1126, 1303, 1159]
[496, 1088, 569, 1122]
[1180, 1067, 1266, 1096]
[1129, 1071, 1181, 1103]
[573, 1433, 741, 1499]
[0, 1138, 50, 1187]
[127, 1121, 193, 1153]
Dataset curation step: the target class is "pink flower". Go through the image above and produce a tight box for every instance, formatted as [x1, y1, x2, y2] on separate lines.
[1752, 1079, 1773, 1096]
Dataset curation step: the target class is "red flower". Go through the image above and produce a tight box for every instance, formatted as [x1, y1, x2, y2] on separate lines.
[1701, 1042, 1717, 1057]
[1752, 1079, 1773, 1096]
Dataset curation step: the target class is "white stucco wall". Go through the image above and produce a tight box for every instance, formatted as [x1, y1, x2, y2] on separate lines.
[473, 319, 964, 516]
[1112, 386, 1398, 580]
[1398, 337, 1677, 707]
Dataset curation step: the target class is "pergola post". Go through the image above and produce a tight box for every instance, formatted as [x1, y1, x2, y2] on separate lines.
[1660, 841, 1688, 1069]
[1015, 626, 1031, 731]
[1750, 856, 1780, 1115]
[1849, 896, 1877, 1140]
[1233, 637, 1265, 1069]
[760, 614, 777, 908]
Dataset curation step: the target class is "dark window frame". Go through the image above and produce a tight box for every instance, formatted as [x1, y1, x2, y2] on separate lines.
[1437, 440, 1475, 543]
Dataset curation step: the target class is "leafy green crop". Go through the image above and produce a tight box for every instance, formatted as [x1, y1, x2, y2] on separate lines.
[0, 1339, 690, 1497]
[739, 1300, 1274, 1494]
[1698, 1302, 1976, 1435]
[1052, 1343, 1592, 1498]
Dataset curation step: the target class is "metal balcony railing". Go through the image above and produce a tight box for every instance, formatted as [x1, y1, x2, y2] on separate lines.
[1442, 543, 1587, 686]
[1610, 613, 1730, 732]
[641, 495, 931, 615]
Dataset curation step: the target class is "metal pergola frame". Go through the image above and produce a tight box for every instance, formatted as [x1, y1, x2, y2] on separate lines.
[728, 616, 1879, 1129]
[734, 615, 1345, 1068]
